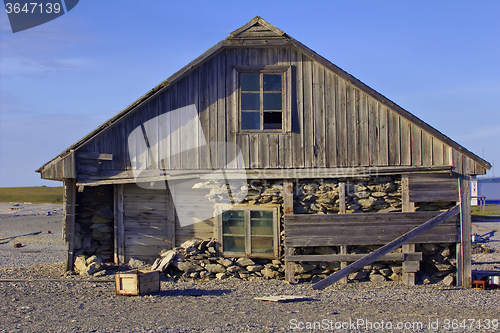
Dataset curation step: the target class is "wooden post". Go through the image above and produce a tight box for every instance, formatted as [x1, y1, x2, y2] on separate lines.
[401, 174, 416, 285]
[64, 179, 76, 272]
[166, 182, 176, 249]
[458, 176, 472, 288]
[312, 205, 460, 290]
[338, 182, 347, 284]
[114, 184, 125, 265]
[283, 179, 295, 283]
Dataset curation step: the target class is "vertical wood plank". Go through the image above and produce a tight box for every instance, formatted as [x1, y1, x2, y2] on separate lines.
[458, 176, 472, 287]
[285, 247, 296, 283]
[178, 77, 190, 170]
[278, 47, 293, 168]
[388, 111, 400, 166]
[250, 134, 259, 168]
[64, 179, 76, 271]
[270, 134, 280, 168]
[189, 69, 200, 169]
[303, 55, 315, 167]
[346, 84, 358, 166]
[239, 135, 250, 168]
[422, 131, 433, 166]
[291, 49, 305, 168]
[325, 70, 337, 167]
[313, 62, 326, 167]
[199, 62, 210, 169]
[158, 91, 171, 170]
[339, 182, 346, 214]
[378, 105, 389, 166]
[147, 99, 159, 169]
[114, 184, 125, 265]
[432, 138, 444, 166]
[259, 134, 270, 168]
[336, 76, 348, 166]
[339, 181, 347, 284]
[340, 245, 348, 285]
[170, 84, 181, 169]
[452, 149, 462, 174]
[368, 97, 379, 166]
[166, 183, 176, 250]
[401, 174, 416, 285]
[226, 49, 238, 169]
[400, 117, 411, 166]
[217, 52, 227, 169]
[410, 123, 422, 166]
[208, 57, 218, 169]
[358, 92, 369, 166]
[443, 144, 451, 166]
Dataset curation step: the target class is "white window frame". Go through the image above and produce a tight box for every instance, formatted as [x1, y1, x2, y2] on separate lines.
[215, 204, 280, 258]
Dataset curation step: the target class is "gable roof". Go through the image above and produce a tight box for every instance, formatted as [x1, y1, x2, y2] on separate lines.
[36, 16, 491, 174]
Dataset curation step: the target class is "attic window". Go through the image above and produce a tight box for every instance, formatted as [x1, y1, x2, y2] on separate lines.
[237, 66, 290, 132]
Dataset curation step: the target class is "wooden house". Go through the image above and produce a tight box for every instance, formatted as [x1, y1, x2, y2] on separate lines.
[37, 17, 490, 287]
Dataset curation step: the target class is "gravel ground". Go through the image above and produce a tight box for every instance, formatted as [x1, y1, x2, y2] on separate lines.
[0, 203, 66, 268]
[0, 204, 499, 333]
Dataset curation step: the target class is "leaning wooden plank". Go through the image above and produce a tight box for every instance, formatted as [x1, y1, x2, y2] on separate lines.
[254, 295, 311, 303]
[311, 204, 460, 290]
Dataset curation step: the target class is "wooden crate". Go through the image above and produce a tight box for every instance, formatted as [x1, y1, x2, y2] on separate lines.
[115, 270, 160, 296]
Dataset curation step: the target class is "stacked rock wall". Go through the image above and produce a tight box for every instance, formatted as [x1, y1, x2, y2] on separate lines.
[294, 176, 402, 214]
[73, 186, 114, 262]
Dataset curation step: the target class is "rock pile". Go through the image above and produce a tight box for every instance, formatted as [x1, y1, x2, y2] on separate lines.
[416, 243, 456, 285]
[73, 186, 114, 262]
[73, 254, 117, 277]
[149, 238, 285, 281]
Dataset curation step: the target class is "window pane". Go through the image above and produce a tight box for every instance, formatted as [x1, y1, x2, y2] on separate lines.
[263, 93, 282, 110]
[241, 112, 261, 130]
[251, 210, 274, 235]
[251, 236, 274, 253]
[241, 74, 260, 91]
[222, 210, 245, 235]
[241, 93, 260, 110]
[223, 236, 245, 252]
[263, 74, 281, 92]
[263, 112, 282, 130]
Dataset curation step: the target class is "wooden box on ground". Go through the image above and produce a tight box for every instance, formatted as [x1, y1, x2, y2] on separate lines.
[115, 270, 160, 296]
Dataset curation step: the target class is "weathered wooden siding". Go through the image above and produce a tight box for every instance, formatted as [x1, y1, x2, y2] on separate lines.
[77, 47, 482, 177]
[121, 182, 215, 261]
[122, 184, 173, 261]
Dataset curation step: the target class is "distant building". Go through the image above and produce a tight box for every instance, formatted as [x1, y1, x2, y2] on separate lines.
[471, 177, 500, 205]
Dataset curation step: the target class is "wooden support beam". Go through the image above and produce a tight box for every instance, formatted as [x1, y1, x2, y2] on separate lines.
[113, 184, 125, 265]
[312, 205, 460, 290]
[338, 182, 347, 284]
[76, 166, 454, 186]
[283, 179, 295, 283]
[283, 179, 294, 215]
[401, 174, 416, 285]
[458, 176, 472, 288]
[64, 179, 76, 272]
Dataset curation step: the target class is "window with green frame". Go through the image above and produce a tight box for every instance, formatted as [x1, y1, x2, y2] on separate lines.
[219, 206, 279, 258]
[240, 72, 284, 131]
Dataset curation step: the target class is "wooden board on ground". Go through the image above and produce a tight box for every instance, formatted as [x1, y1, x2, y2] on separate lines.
[254, 295, 312, 303]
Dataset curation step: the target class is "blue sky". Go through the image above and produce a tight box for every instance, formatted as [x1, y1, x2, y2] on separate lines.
[0, 1, 499, 187]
